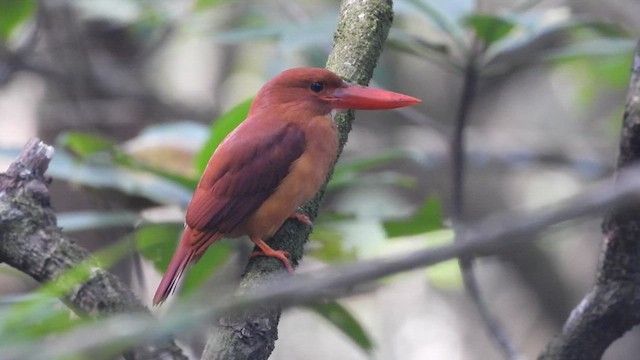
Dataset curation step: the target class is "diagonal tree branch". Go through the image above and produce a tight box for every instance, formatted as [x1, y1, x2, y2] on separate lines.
[9, 159, 640, 360]
[201, 0, 394, 359]
[539, 40, 640, 360]
[0, 138, 187, 360]
[5, 127, 640, 359]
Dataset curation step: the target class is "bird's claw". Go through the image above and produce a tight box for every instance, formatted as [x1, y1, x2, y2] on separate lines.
[251, 249, 294, 273]
[289, 212, 312, 226]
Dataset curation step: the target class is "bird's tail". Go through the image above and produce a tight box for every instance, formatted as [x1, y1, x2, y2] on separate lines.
[152, 227, 222, 305]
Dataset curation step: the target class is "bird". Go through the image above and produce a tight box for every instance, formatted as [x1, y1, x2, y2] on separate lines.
[153, 67, 420, 305]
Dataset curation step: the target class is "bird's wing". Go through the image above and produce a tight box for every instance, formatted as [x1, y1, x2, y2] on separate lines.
[185, 120, 306, 236]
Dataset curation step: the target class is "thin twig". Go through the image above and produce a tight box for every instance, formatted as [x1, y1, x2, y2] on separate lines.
[450, 35, 525, 359]
[450, 48, 478, 222]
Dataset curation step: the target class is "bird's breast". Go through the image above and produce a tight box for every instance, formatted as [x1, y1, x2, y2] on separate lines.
[241, 115, 339, 238]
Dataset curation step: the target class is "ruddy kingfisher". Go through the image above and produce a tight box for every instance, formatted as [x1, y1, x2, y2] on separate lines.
[153, 67, 421, 305]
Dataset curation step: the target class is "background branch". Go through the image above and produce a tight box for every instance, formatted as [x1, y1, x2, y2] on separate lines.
[201, 0, 394, 359]
[8, 158, 640, 360]
[539, 40, 640, 360]
[0, 138, 187, 360]
[451, 31, 523, 360]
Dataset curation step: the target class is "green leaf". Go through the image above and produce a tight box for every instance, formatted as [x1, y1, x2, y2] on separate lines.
[387, 29, 450, 54]
[114, 150, 199, 190]
[119, 159, 198, 190]
[423, 229, 461, 289]
[555, 52, 632, 107]
[58, 130, 199, 190]
[309, 301, 373, 353]
[427, 259, 463, 290]
[307, 224, 357, 263]
[180, 241, 231, 296]
[0, 293, 49, 307]
[333, 151, 410, 176]
[0, 239, 139, 346]
[58, 211, 139, 233]
[0, 235, 182, 355]
[465, 14, 515, 46]
[195, 98, 253, 175]
[49, 149, 193, 206]
[58, 132, 117, 159]
[482, 17, 629, 70]
[329, 151, 414, 190]
[135, 223, 184, 272]
[0, 0, 35, 39]
[37, 239, 137, 298]
[386, 29, 463, 73]
[195, 0, 232, 11]
[135, 224, 231, 297]
[587, 54, 633, 87]
[0, 298, 84, 346]
[383, 197, 443, 238]
[0, 238, 140, 346]
[329, 171, 416, 191]
[401, 0, 470, 51]
[547, 38, 635, 61]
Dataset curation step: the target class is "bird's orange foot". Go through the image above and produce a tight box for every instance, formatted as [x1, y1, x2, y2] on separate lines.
[250, 249, 293, 273]
[250, 236, 294, 273]
[289, 212, 312, 226]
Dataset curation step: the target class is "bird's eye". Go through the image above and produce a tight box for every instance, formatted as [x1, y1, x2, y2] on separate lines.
[310, 82, 324, 93]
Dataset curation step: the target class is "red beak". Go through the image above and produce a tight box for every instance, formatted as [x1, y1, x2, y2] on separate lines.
[324, 82, 421, 110]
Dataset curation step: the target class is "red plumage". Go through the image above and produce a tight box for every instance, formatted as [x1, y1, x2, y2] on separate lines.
[153, 68, 420, 305]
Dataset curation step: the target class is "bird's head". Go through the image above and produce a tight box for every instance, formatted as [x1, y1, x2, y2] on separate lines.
[251, 67, 421, 116]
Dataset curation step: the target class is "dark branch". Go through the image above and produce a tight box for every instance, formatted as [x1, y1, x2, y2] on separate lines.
[0, 138, 187, 360]
[450, 33, 523, 360]
[539, 40, 640, 360]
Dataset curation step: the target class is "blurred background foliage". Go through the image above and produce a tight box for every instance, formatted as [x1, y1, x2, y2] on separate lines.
[0, 0, 637, 359]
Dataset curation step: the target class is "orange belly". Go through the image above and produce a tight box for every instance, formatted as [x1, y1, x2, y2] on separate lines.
[239, 116, 338, 238]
